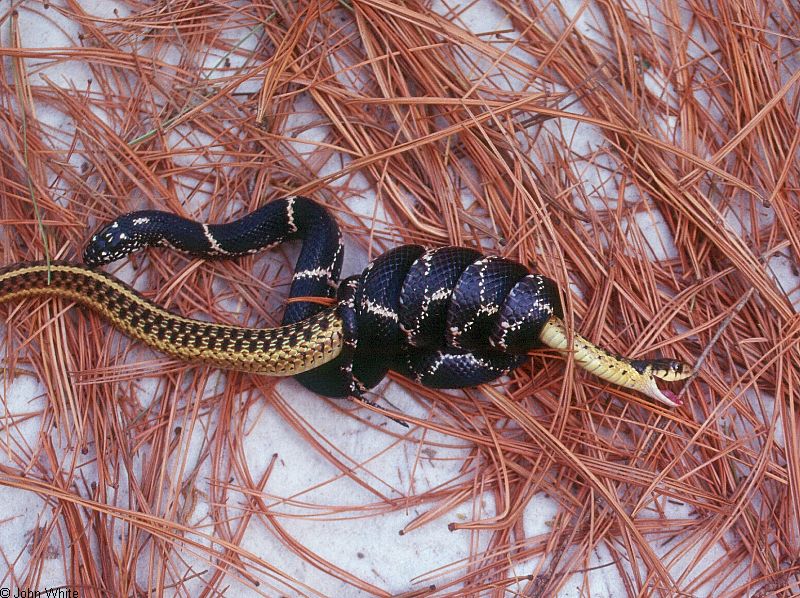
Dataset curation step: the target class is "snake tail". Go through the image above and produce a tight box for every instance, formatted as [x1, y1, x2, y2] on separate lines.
[0, 262, 344, 376]
[538, 317, 692, 406]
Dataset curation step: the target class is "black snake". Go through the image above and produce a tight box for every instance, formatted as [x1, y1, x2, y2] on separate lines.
[68, 195, 689, 406]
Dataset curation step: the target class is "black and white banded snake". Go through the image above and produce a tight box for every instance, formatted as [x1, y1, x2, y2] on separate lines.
[0, 196, 691, 408]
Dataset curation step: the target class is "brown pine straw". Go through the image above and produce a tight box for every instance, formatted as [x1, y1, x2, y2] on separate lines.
[0, 0, 798, 596]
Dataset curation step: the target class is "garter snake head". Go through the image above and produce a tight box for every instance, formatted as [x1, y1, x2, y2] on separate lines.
[629, 359, 693, 407]
[644, 359, 694, 382]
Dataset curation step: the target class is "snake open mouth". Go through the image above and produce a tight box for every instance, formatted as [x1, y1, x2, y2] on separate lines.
[645, 385, 682, 407]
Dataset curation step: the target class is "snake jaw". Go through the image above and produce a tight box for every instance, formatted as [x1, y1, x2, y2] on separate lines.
[640, 377, 683, 407]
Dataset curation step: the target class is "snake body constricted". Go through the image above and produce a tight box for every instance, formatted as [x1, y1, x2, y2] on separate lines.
[0, 196, 691, 407]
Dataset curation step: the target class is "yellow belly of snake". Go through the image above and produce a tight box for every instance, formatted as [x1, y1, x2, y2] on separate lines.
[0, 262, 689, 406]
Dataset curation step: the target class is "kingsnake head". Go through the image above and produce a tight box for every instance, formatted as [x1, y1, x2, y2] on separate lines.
[83, 215, 153, 266]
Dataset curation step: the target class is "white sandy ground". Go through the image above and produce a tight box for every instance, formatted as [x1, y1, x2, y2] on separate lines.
[0, 1, 798, 597]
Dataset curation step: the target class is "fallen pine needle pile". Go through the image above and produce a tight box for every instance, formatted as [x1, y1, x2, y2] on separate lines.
[0, 1, 798, 596]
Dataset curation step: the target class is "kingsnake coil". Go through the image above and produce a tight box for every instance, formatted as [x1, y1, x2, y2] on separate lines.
[1, 196, 691, 407]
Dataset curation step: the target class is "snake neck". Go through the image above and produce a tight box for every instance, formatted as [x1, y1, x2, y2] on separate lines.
[538, 317, 688, 407]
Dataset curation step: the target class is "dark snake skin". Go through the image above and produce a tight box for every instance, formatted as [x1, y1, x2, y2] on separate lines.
[83, 196, 562, 397]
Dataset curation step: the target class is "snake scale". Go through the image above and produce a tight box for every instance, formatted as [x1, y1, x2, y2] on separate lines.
[1, 196, 691, 407]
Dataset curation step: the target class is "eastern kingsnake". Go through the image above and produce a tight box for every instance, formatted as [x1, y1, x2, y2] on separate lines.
[1, 196, 691, 407]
